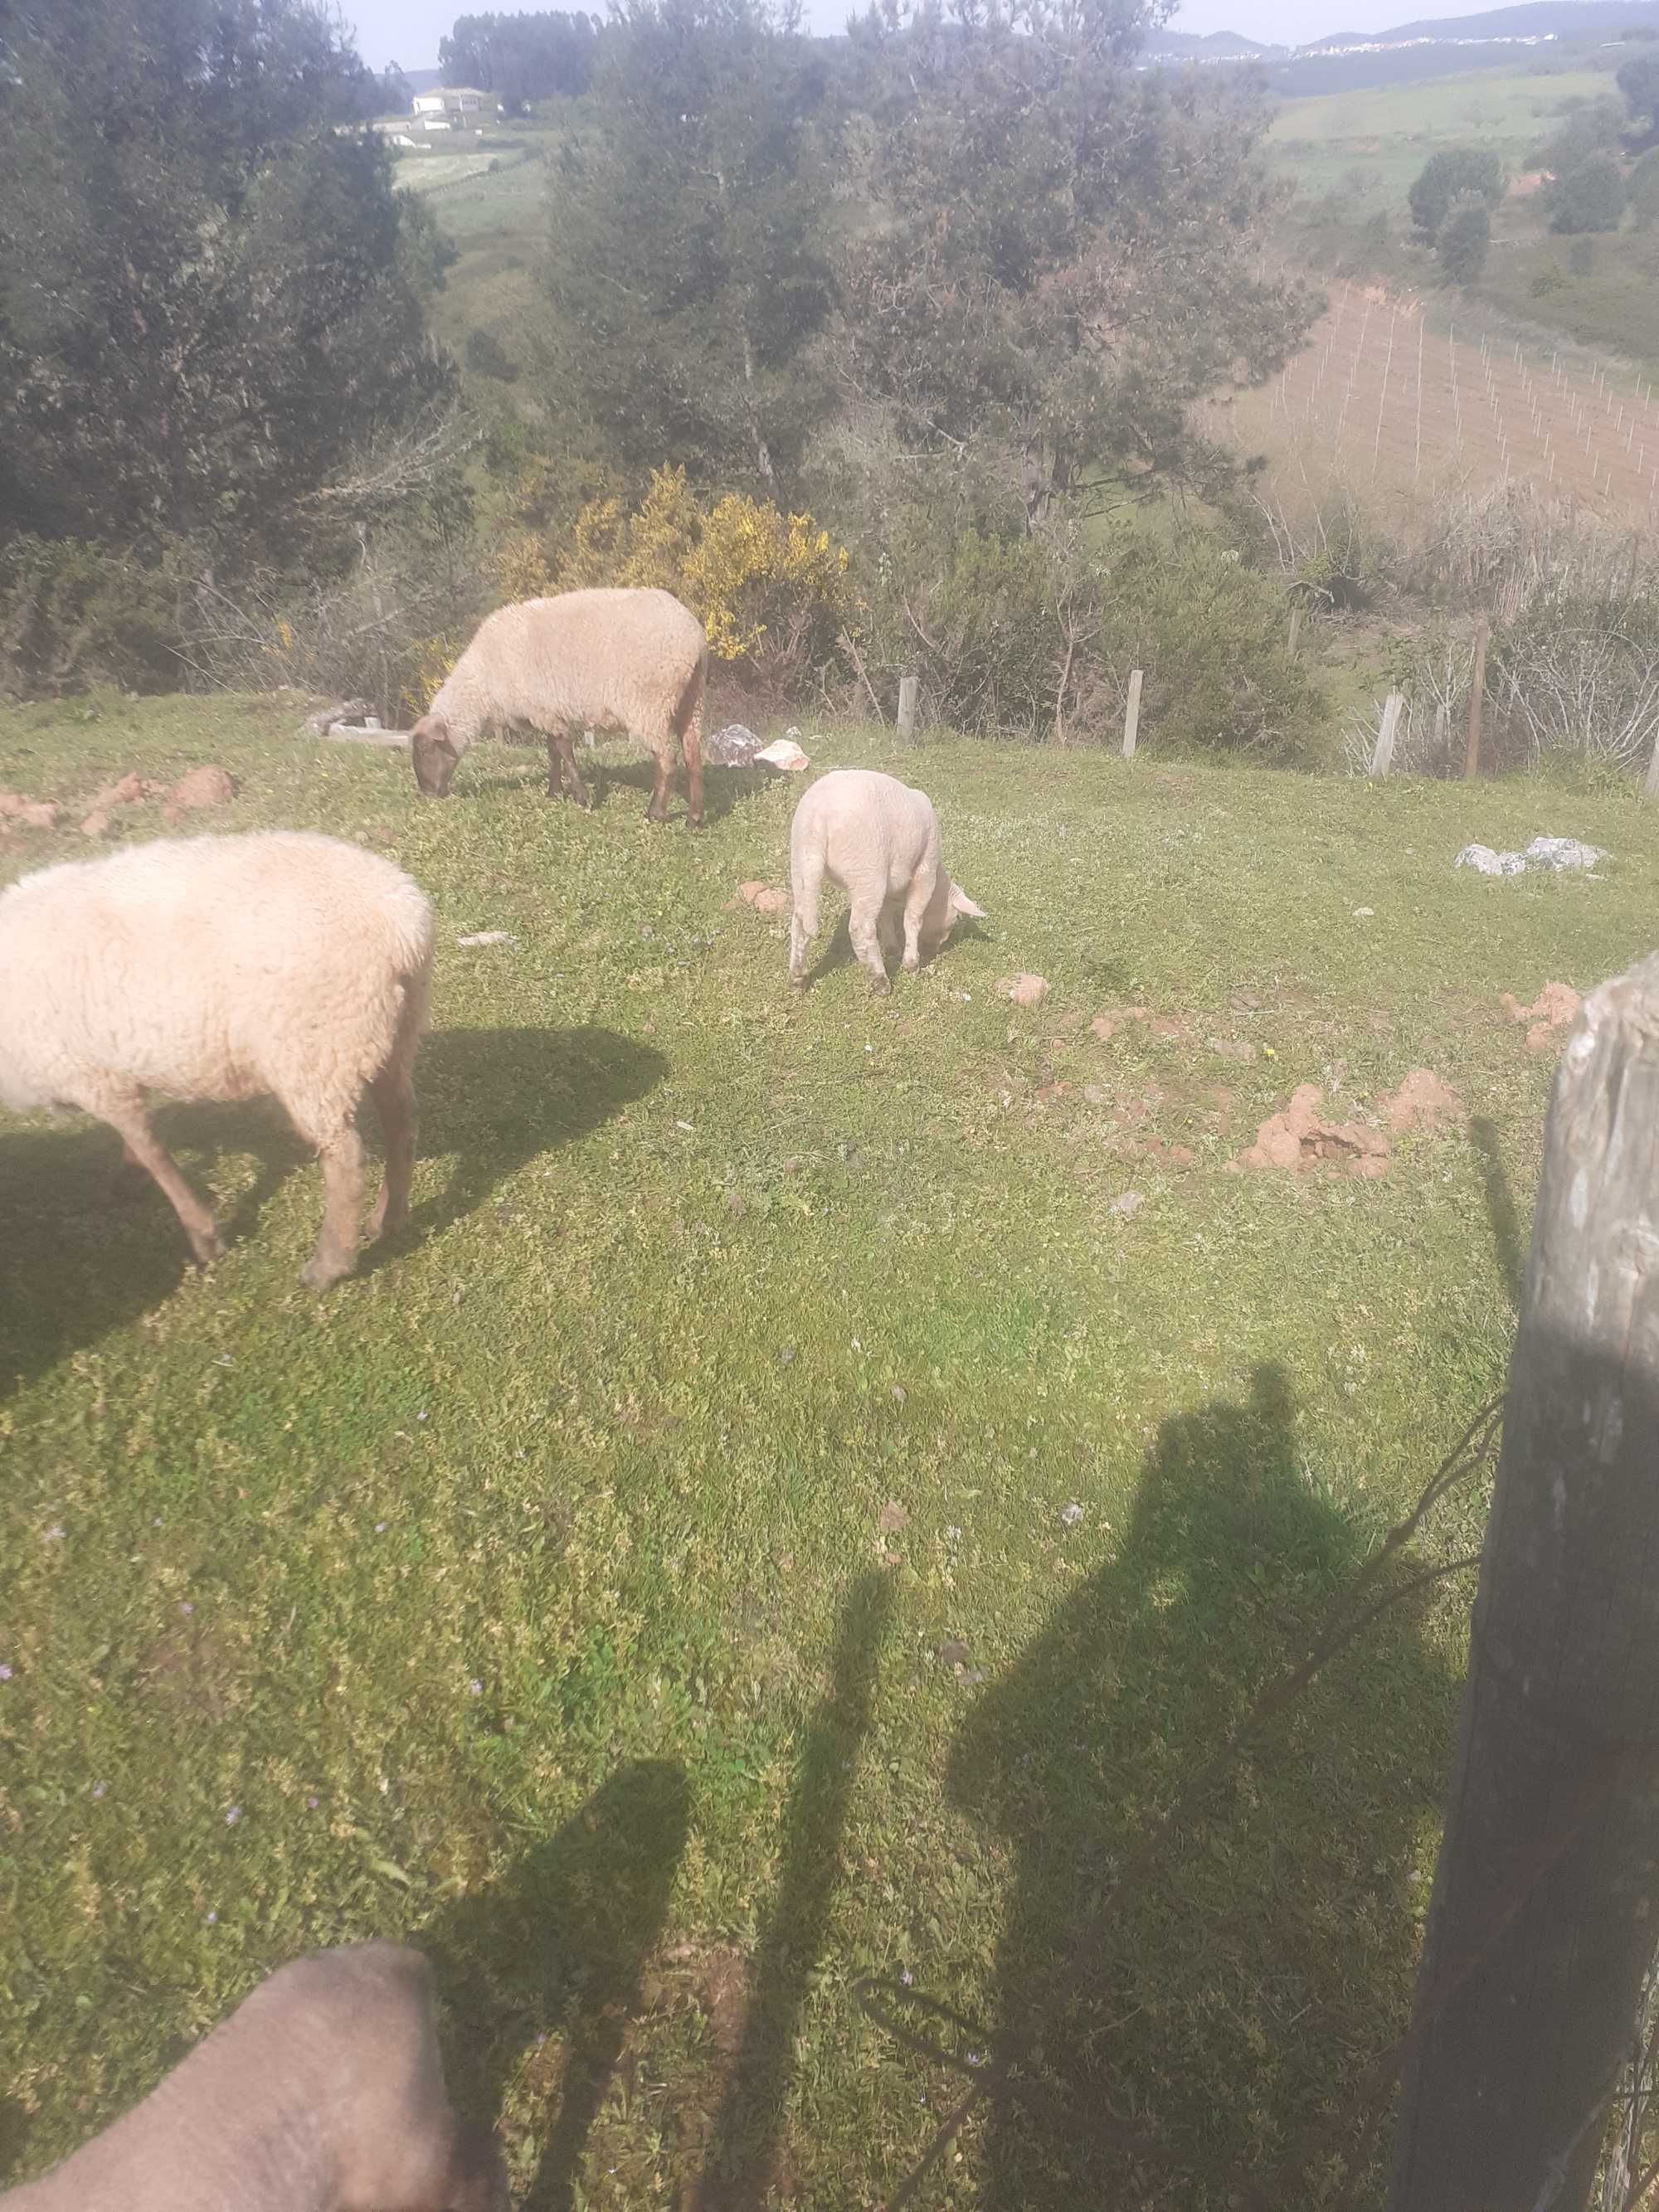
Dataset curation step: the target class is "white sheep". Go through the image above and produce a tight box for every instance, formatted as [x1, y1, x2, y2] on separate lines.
[411, 587, 709, 826]
[0, 832, 432, 1289]
[787, 769, 985, 994]
[1, 1943, 508, 2212]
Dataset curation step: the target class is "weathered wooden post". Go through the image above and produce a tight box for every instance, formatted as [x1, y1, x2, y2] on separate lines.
[1369, 692, 1404, 777]
[1121, 668, 1144, 760]
[1433, 701, 1449, 759]
[1389, 955, 1659, 2212]
[1463, 615, 1489, 780]
[896, 673, 919, 739]
[1643, 721, 1659, 803]
[1287, 603, 1304, 660]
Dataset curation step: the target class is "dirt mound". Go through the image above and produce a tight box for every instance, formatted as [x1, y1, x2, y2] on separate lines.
[1501, 982, 1580, 1054]
[1228, 1084, 1390, 1179]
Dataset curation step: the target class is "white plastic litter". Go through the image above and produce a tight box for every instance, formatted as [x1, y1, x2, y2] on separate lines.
[1456, 835, 1606, 878]
[456, 931, 516, 947]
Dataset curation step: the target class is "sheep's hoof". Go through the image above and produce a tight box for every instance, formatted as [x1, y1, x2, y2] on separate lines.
[687, 814, 705, 830]
[300, 1250, 355, 1291]
[868, 975, 892, 997]
[187, 1225, 225, 1266]
[789, 970, 807, 991]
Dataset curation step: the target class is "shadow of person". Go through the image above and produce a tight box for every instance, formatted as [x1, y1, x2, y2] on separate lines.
[695, 1569, 895, 2207]
[426, 1759, 690, 2212]
[946, 1364, 1458, 2209]
[0, 1026, 667, 1394]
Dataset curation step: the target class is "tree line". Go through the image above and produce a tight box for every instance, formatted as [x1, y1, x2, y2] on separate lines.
[0, 0, 1320, 736]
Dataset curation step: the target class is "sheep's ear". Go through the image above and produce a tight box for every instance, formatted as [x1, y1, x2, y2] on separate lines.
[950, 886, 987, 921]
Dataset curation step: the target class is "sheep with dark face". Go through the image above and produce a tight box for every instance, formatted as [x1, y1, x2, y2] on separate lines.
[411, 587, 709, 826]
[1, 1944, 508, 2212]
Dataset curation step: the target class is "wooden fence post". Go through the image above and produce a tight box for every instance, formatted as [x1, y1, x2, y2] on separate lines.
[1433, 702, 1449, 760]
[1369, 692, 1404, 777]
[1287, 603, 1304, 660]
[1121, 668, 1144, 760]
[896, 673, 919, 739]
[1463, 615, 1489, 780]
[1389, 954, 1659, 2212]
[1644, 722, 1659, 803]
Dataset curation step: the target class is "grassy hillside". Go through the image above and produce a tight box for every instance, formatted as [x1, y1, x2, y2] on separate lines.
[1269, 64, 1618, 215]
[3, 694, 1656, 2205]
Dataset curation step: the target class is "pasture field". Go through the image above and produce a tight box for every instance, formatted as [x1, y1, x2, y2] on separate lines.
[3, 694, 1657, 2206]
[1203, 276, 1659, 529]
[1268, 65, 1617, 215]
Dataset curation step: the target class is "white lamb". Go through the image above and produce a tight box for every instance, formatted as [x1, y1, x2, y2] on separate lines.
[788, 768, 985, 994]
[0, 832, 432, 1289]
[411, 587, 709, 826]
[1, 1943, 507, 2212]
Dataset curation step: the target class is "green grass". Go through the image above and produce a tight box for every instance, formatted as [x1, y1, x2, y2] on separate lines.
[2, 693, 1656, 2206]
[1270, 66, 1618, 217]
[1479, 223, 1659, 370]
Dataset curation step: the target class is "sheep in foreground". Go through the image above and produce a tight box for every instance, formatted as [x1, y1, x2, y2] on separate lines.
[788, 768, 985, 994]
[0, 832, 432, 1289]
[2, 1943, 508, 2212]
[411, 587, 709, 826]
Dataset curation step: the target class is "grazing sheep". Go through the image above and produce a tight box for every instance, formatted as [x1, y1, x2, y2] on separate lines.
[788, 769, 985, 994]
[411, 587, 709, 826]
[0, 832, 432, 1289]
[1, 1943, 508, 2212]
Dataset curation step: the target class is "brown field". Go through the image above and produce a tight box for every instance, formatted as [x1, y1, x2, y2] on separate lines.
[1202, 280, 1659, 530]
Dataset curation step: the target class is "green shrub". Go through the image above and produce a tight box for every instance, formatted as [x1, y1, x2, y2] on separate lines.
[1568, 236, 1596, 276]
[0, 537, 185, 700]
[1105, 542, 1331, 766]
[1408, 148, 1503, 237]
[1438, 194, 1491, 284]
[465, 328, 520, 382]
[1630, 147, 1659, 231]
[1549, 152, 1628, 235]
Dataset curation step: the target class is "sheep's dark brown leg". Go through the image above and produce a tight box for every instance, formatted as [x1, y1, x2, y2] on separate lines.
[674, 668, 706, 828]
[645, 732, 673, 824]
[301, 1126, 364, 1290]
[547, 732, 590, 807]
[105, 1105, 223, 1266]
[366, 1066, 416, 1241]
[444, 2122, 512, 2212]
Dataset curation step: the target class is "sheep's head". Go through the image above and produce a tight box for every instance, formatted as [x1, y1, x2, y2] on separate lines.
[919, 877, 986, 957]
[411, 714, 460, 798]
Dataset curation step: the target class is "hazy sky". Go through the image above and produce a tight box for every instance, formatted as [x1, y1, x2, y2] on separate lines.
[343, 0, 1404, 75]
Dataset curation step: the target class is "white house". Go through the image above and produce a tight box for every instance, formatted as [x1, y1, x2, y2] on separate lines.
[411, 87, 489, 125]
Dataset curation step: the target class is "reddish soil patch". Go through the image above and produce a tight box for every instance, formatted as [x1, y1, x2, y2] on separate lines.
[1501, 982, 1581, 1054]
[1228, 1084, 1390, 1179]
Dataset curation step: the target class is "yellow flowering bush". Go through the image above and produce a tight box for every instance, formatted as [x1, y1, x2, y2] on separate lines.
[402, 633, 462, 719]
[554, 466, 851, 687]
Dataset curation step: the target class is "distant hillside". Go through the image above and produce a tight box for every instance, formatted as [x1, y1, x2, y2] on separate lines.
[1144, 27, 1287, 58]
[1149, 0, 1659, 81]
[1311, 0, 1659, 46]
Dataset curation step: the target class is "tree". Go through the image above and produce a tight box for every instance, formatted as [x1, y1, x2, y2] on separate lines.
[1408, 147, 1503, 237]
[834, 0, 1316, 525]
[440, 12, 597, 107]
[1548, 149, 1628, 235]
[0, 0, 452, 566]
[380, 58, 414, 111]
[541, 0, 835, 494]
[1530, 95, 1625, 178]
[1618, 53, 1659, 144]
[1631, 144, 1659, 228]
[1436, 192, 1490, 283]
